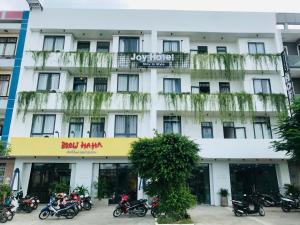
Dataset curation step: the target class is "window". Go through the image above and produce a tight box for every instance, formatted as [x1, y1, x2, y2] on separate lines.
[97, 42, 110, 53]
[43, 36, 64, 51]
[90, 118, 105, 137]
[199, 82, 210, 94]
[219, 82, 230, 93]
[253, 117, 272, 139]
[31, 115, 56, 136]
[0, 75, 10, 97]
[119, 37, 139, 53]
[69, 118, 84, 137]
[217, 46, 227, 53]
[201, 122, 213, 138]
[197, 46, 208, 54]
[37, 73, 59, 91]
[77, 41, 90, 52]
[253, 79, 271, 94]
[248, 42, 265, 54]
[223, 122, 235, 139]
[0, 119, 3, 137]
[117, 74, 139, 92]
[164, 116, 181, 134]
[0, 164, 5, 184]
[114, 115, 137, 137]
[0, 37, 17, 57]
[73, 77, 87, 92]
[94, 78, 108, 92]
[163, 40, 180, 52]
[163, 78, 181, 93]
[235, 127, 246, 139]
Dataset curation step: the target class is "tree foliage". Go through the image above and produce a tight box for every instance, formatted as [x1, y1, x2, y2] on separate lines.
[272, 99, 300, 161]
[129, 133, 200, 222]
[0, 141, 10, 157]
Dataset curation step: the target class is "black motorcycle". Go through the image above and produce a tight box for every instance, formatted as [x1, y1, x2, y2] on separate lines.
[113, 194, 148, 217]
[260, 192, 282, 207]
[281, 194, 300, 212]
[232, 194, 265, 217]
[81, 195, 92, 210]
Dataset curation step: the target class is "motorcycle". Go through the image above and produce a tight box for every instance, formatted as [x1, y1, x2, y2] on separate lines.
[259, 192, 282, 207]
[232, 194, 265, 217]
[281, 194, 300, 212]
[12, 191, 33, 213]
[25, 195, 40, 210]
[150, 197, 160, 218]
[39, 198, 76, 220]
[69, 192, 82, 214]
[113, 194, 148, 217]
[80, 194, 93, 210]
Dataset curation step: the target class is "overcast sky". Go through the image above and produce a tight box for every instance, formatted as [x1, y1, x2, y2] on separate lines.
[1, 0, 300, 12]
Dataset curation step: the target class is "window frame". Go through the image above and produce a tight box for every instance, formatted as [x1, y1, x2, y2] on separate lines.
[248, 42, 266, 54]
[117, 74, 139, 93]
[216, 46, 227, 54]
[219, 82, 231, 93]
[114, 115, 138, 137]
[68, 117, 84, 138]
[96, 41, 110, 53]
[163, 78, 181, 93]
[223, 122, 236, 139]
[163, 40, 180, 53]
[253, 79, 272, 94]
[163, 116, 182, 134]
[199, 82, 210, 94]
[36, 73, 60, 91]
[0, 74, 10, 97]
[0, 37, 17, 57]
[73, 77, 87, 92]
[77, 41, 91, 52]
[253, 117, 272, 139]
[90, 117, 105, 137]
[42, 36, 65, 52]
[118, 37, 140, 53]
[197, 46, 208, 54]
[201, 122, 213, 139]
[235, 127, 247, 139]
[30, 114, 56, 136]
[94, 77, 108, 92]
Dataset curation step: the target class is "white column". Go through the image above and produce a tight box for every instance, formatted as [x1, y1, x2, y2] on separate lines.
[69, 163, 76, 192]
[106, 114, 115, 137]
[91, 163, 100, 198]
[74, 160, 93, 194]
[276, 161, 291, 194]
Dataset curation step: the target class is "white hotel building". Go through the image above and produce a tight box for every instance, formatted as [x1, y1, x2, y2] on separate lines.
[7, 8, 291, 205]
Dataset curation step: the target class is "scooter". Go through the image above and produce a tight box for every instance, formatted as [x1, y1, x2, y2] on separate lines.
[39, 198, 76, 220]
[113, 194, 148, 217]
[232, 194, 265, 217]
[80, 194, 93, 210]
[260, 192, 282, 207]
[150, 197, 160, 218]
[281, 194, 300, 212]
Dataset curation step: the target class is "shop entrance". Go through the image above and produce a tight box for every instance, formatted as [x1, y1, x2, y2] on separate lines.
[98, 164, 137, 204]
[188, 164, 211, 204]
[28, 163, 71, 203]
[230, 164, 279, 200]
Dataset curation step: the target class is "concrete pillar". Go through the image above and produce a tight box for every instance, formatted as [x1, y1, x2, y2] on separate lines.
[69, 163, 76, 192]
[106, 114, 115, 137]
[91, 163, 100, 198]
[74, 160, 93, 194]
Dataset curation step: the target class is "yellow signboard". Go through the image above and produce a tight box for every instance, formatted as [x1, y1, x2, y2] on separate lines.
[10, 137, 138, 157]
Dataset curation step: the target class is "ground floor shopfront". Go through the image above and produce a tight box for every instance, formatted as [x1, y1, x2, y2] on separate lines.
[10, 137, 291, 205]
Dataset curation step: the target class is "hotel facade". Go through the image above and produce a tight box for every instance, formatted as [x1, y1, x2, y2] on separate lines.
[5, 8, 292, 205]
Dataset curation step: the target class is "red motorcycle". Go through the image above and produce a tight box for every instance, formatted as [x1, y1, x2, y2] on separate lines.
[150, 197, 160, 218]
[113, 194, 148, 217]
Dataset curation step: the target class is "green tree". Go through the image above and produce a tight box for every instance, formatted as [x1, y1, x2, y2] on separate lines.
[0, 141, 10, 157]
[129, 133, 200, 223]
[272, 99, 300, 160]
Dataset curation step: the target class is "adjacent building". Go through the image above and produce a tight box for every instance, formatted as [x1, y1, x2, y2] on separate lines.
[7, 7, 292, 205]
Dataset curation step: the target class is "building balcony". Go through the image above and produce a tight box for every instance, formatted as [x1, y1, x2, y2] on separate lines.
[287, 55, 300, 68]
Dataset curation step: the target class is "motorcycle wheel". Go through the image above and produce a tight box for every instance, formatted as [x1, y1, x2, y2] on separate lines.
[24, 205, 33, 213]
[65, 209, 76, 219]
[151, 208, 161, 218]
[136, 206, 147, 217]
[113, 208, 122, 217]
[6, 211, 14, 221]
[33, 203, 39, 210]
[83, 202, 92, 210]
[281, 204, 291, 212]
[258, 207, 265, 216]
[0, 212, 8, 223]
[39, 211, 50, 220]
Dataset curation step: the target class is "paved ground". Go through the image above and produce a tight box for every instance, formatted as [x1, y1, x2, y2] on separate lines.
[7, 202, 300, 225]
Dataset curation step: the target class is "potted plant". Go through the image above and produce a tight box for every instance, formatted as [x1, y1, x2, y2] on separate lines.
[219, 189, 229, 207]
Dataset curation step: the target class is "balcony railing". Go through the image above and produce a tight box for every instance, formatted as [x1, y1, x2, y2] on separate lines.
[287, 55, 300, 68]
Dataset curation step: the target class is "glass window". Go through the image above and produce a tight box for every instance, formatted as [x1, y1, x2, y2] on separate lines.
[235, 127, 246, 139]
[0, 163, 5, 184]
[31, 115, 56, 136]
[163, 40, 180, 52]
[163, 78, 181, 93]
[69, 118, 84, 137]
[217, 46, 227, 53]
[119, 37, 139, 53]
[199, 82, 210, 94]
[201, 122, 213, 138]
[223, 122, 235, 139]
[0, 75, 10, 97]
[115, 115, 137, 137]
[37, 73, 59, 91]
[73, 77, 87, 92]
[117, 74, 139, 92]
[219, 82, 230, 93]
[0, 37, 17, 57]
[90, 118, 105, 137]
[77, 41, 90, 52]
[97, 42, 110, 53]
[163, 116, 181, 134]
[253, 117, 272, 139]
[43, 36, 65, 51]
[94, 78, 108, 92]
[253, 79, 271, 94]
[248, 42, 265, 54]
[197, 46, 208, 54]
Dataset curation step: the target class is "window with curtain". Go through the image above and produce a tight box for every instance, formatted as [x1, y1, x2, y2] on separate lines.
[253, 79, 271, 94]
[119, 37, 139, 53]
[0, 37, 17, 57]
[253, 117, 272, 139]
[97, 42, 110, 53]
[248, 42, 265, 54]
[163, 78, 181, 93]
[77, 41, 90, 52]
[163, 116, 181, 134]
[73, 77, 87, 92]
[43, 36, 65, 51]
[115, 115, 137, 137]
[31, 114, 56, 136]
[217, 46, 227, 53]
[201, 122, 213, 138]
[223, 122, 235, 139]
[219, 82, 230, 93]
[0, 75, 10, 97]
[37, 73, 59, 91]
[117, 74, 139, 92]
[94, 78, 108, 92]
[163, 40, 180, 52]
[90, 118, 105, 137]
[68, 118, 84, 137]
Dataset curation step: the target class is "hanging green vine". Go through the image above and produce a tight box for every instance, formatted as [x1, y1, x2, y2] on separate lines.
[31, 51, 51, 68]
[248, 54, 280, 72]
[257, 93, 287, 117]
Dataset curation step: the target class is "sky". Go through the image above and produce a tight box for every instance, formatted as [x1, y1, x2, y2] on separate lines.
[1, 0, 300, 12]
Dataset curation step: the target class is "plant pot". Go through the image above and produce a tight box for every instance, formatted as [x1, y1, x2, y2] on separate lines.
[220, 196, 228, 207]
